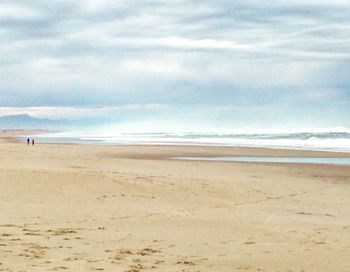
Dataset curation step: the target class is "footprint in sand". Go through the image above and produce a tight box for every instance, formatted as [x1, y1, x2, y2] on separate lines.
[51, 266, 68, 270]
[19, 243, 48, 259]
[175, 260, 196, 266]
[243, 241, 256, 245]
[47, 228, 78, 236]
[63, 257, 79, 262]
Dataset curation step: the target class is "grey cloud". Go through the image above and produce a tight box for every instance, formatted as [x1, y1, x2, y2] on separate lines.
[2, 0, 350, 61]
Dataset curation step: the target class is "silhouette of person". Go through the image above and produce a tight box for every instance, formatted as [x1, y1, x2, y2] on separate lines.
[27, 138, 30, 146]
[32, 139, 35, 146]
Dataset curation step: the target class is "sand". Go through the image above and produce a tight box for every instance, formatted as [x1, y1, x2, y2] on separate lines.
[0, 136, 349, 271]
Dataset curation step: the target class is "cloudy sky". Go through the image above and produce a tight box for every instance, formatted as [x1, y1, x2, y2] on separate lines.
[0, 0, 350, 132]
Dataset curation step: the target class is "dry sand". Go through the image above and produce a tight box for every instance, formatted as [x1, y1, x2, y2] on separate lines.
[0, 135, 349, 271]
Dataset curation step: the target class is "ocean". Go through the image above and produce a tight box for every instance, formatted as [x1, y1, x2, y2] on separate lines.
[27, 131, 350, 153]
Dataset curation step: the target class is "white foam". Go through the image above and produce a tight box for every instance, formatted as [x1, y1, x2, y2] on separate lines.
[74, 135, 350, 152]
[32, 130, 350, 153]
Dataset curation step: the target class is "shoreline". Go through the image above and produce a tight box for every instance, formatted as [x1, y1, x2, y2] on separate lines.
[3, 130, 350, 159]
[31, 142, 350, 159]
[8, 129, 350, 154]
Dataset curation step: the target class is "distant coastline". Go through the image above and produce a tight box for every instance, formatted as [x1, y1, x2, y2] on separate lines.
[2, 129, 350, 160]
[0, 129, 51, 142]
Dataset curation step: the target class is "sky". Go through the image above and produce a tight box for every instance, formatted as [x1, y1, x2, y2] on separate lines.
[0, 0, 350, 132]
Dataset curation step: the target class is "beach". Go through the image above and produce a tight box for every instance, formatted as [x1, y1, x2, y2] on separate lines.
[0, 136, 349, 272]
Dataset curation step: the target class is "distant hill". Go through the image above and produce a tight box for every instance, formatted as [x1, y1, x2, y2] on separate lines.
[0, 114, 114, 130]
[0, 114, 65, 129]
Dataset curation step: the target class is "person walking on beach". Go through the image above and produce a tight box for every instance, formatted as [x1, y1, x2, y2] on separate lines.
[27, 138, 30, 146]
[32, 139, 35, 146]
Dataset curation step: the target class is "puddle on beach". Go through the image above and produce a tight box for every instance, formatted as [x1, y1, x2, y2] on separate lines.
[174, 157, 350, 166]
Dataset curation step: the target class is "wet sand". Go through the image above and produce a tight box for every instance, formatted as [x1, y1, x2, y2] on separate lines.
[0, 137, 349, 271]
